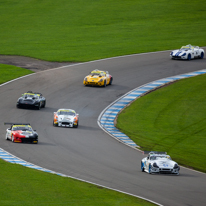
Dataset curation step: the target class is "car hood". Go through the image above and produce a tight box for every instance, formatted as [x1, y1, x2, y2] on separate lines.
[58, 115, 75, 121]
[154, 158, 176, 168]
[171, 49, 189, 56]
[86, 75, 103, 82]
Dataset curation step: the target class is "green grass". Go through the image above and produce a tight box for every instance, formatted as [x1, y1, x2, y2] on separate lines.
[0, 159, 155, 206]
[0, 0, 206, 62]
[116, 74, 206, 173]
[0, 64, 33, 84]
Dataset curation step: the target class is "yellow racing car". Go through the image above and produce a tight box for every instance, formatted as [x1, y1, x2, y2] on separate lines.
[83, 70, 113, 87]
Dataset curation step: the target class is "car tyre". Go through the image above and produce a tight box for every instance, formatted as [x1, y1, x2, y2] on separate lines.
[73, 122, 79, 128]
[37, 103, 41, 110]
[42, 100, 46, 108]
[109, 77, 113, 85]
[148, 164, 152, 174]
[103, 80, 106, 87]
[141, 161, 145, 172]
[11, 135, 15, 143]
[187, 53, 191, 60]
[199, 52, 204, 59]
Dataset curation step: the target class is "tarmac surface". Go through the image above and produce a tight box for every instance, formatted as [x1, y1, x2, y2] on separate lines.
[0, 49, 206, 206]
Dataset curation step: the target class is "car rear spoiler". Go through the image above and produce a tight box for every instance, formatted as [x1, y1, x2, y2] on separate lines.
[4, 123, 30, 126]
[143, 151, 167, 155]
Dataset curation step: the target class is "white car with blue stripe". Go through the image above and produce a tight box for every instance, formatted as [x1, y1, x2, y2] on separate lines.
[141, 151, 180, 175]
[170, 44, 204, 60]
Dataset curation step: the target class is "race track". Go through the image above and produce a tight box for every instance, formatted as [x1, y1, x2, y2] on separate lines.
[0, 50, 206, 206]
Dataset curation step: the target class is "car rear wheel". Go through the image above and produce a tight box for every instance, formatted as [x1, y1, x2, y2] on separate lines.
[103, 80, 106, 87]
[187, 53, 191, 60]
[141, 161, 145, 172]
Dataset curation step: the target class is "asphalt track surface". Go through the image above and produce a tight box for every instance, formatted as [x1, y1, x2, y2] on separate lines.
[0, 50, 206, 206]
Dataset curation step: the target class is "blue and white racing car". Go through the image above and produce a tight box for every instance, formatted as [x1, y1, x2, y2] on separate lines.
[141, 151, 180, 175]
[170, 44, 204, 60]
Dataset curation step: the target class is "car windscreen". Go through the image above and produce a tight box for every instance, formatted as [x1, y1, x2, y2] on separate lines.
[150, 156, 169, 160]
[12, 126, 32, 131]
[23, 94, 39, 99]
[59, 111, 75, 116]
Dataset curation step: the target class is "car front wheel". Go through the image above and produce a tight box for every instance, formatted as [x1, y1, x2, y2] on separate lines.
[109, 77, 113, 85]
[199, 52, 204, 59]
[187, 53, 191, 60]
[42, 100, 46, 108]
[11, 135, 15, 142]
[53, 121, 58, 127]
[141, 161, 145, 172]
[73, 121, 79, 128]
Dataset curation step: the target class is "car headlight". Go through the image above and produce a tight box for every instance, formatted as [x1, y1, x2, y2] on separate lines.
[181, 53, 186, 56]
[153, 162, 159, 168]
[98, 79, 103, 82]
[84, 77, 87, 81]
[170, 52, 173, 55]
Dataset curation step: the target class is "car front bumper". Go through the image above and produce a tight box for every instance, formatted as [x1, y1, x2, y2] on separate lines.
[170, 55, 187, 60]
[151, 167, 179, 174]
[83, 81, 104, 86]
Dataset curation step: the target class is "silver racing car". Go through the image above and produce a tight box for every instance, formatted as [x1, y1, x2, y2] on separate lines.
[53, 109, 79, 128]
[141, 151, 180, 175]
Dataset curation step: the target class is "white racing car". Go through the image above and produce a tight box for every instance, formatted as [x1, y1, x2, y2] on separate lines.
[141, 151, 180, 175]
[53, 109, 79, 128]
[170, 44, 204, 60]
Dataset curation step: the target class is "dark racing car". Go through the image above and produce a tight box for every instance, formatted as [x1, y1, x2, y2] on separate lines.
[16, 91, 46, 109]
[5, 123, 38, 144]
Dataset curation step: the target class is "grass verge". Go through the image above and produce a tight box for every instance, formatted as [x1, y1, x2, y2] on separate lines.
[0, 159, 155, 206]
[0, 64, 33, 84]
[116, 74, 206, 173]
[0, 0, 206, 61]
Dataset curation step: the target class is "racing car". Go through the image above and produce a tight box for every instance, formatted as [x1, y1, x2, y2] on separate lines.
[5, 123, 38, 144]
[170, 44, 204, 60]
[53, 109, 79, 128]
[141, 151, 180, 175]
[83, 69, 113, 87]
[16, 91, 46, 109]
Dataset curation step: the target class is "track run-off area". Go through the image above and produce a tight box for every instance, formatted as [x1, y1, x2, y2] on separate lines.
[0, 49, 206, 206]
